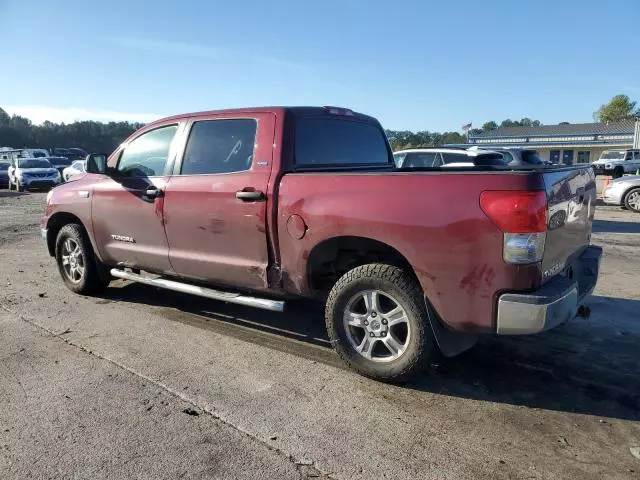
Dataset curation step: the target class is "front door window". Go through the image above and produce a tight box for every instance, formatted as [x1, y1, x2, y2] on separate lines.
[117, 125, 178, 177]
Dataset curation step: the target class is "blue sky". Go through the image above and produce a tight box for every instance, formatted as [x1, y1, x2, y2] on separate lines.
[1, 0, 639, 131]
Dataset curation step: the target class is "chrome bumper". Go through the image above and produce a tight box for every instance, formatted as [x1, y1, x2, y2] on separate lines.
[496, 245, 602, 335]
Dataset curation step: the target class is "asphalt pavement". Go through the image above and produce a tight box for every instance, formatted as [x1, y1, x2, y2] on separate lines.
[1, 191, 639, 479]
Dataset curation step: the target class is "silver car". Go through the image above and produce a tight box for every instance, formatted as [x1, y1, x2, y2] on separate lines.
[7, 158, 62, 191]
[602, 175, 640, 213]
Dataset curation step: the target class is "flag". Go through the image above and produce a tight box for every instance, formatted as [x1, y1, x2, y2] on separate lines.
[461, 123, 472, 131]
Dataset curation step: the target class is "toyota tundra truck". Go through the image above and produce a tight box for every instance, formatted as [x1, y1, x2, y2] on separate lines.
[41, 106, 602, 382]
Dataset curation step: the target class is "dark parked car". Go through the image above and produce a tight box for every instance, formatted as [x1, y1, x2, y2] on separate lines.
[51, 148, 85, 161]
[46, 156, 74, 175]
[68, 148, 88, 159]
[0, 161, 10, 188]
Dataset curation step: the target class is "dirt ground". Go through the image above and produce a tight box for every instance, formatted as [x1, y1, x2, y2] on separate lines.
[0, 190, 639, 479]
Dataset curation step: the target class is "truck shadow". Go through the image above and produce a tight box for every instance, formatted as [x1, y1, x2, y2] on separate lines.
[593, 219, 640, 234]
[102, 284, 640, 421]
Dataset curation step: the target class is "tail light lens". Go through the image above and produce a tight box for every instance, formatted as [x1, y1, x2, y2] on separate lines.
[480, 191, 548, 264]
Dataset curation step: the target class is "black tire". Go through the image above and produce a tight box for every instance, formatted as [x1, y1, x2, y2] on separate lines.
[55, 224, 111, 294]
[325, 263, 435, 383]
[624, 187, 640, 213]
[613, 166, 624, 179]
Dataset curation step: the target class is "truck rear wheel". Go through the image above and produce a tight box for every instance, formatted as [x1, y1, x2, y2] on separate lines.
[325, 263, 434, 383]
[55, 224, 111, 295]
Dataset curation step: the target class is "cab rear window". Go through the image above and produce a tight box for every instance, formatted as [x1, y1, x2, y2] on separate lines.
[295, 118, 391, 167]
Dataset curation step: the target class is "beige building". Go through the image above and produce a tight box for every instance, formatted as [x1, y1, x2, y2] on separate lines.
[463, 119, 639, 165]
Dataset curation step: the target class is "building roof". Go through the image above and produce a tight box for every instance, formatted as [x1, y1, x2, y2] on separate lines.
[471, 119, 636, 139]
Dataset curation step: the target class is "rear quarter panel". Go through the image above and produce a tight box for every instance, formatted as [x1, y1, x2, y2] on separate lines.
[278, 171, 544, 332]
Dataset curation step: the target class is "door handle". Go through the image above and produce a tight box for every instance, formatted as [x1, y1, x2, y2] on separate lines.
[144, 187, 163, 199]
[236, 190, 265, 201]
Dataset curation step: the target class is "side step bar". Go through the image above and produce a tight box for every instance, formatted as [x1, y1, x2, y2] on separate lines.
[110, 269, 285, 312]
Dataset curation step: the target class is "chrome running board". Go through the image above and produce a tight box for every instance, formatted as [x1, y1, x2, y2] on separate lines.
[110, 269, 285, 312]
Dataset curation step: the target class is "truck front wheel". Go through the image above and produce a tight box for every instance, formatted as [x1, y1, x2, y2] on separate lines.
[55, 224, 111, 295]
[325, 263, 435, 383]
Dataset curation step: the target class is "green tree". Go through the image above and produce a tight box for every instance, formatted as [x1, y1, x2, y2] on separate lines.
[482, 121, 498, 131]
[0, 107, 10, 126]
[500, 119, 517, 128]
[0, 105, 142, 153]
[594, 95, 639, 122]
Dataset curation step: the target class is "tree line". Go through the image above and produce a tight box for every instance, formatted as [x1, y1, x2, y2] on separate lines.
[385, 118, 541, 151]
[1, 94, 638, 154]
[0, 107, 142, 154]
[387, 94, 638, 151]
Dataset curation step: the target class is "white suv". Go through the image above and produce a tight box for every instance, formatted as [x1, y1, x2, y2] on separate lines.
[7, 158, 62, 191]
[393, 148, 505, 168]
[592, 149, 640, 178]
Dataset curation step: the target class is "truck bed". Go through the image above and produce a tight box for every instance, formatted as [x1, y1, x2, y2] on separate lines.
[277, 165, 596, 333]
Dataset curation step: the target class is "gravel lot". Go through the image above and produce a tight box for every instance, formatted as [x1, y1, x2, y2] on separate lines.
[1, 191, 639, 479]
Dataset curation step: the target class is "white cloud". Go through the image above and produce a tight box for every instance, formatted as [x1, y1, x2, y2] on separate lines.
[3, 105, 161, 125]
[110, 37, 309, 72]
[111, 37, 228, 60]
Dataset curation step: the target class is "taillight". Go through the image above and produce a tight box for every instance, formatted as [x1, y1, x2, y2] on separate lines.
[480, 191, 548, 264]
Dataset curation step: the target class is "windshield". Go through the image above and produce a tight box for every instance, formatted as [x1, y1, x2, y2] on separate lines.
[295, 118, 391, 167]
[600, 150, 625, 160]
[17, 159, 53, 169]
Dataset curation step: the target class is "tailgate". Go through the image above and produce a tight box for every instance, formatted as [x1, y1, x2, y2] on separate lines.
[542, 166, 596, 282]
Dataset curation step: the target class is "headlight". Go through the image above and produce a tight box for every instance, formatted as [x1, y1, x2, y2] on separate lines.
[17, 171, 25, 178]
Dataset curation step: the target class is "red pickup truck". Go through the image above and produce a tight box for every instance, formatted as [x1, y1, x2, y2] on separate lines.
[42, 106, 602, 382]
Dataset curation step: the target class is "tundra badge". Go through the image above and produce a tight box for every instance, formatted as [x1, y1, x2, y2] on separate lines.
[111, 234, 135, 243]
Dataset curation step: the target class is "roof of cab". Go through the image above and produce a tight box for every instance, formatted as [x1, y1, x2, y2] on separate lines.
[145, 106, 379, 127]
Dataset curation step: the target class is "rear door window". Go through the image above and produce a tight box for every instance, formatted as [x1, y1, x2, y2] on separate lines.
[295, 118, 390, 167]
[181, 119, 257, 175]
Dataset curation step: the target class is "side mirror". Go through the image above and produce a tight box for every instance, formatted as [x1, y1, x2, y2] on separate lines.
[86, 153, 108, 174]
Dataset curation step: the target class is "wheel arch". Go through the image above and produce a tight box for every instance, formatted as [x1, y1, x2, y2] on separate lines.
[46, 212, 90, 257]
[306, 236, 420, 296]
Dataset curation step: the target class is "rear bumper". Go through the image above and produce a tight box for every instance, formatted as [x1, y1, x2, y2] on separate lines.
[496, 245, 602, 335]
